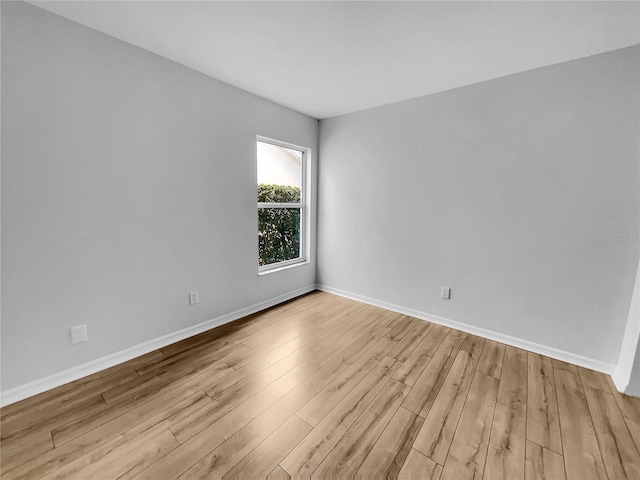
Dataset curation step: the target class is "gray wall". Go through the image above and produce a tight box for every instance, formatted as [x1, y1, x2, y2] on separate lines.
[1, 2, 318, 391]
[318, 45, 640, 366]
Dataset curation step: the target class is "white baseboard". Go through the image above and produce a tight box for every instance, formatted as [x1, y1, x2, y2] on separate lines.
[0, 285, 316, 407]
[611, 369, 628, 393]
[611, 366, 640, 396]
[317, 284, 617, 375]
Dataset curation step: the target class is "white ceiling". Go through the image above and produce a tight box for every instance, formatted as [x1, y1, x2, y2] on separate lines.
[29, 1, 640, 119]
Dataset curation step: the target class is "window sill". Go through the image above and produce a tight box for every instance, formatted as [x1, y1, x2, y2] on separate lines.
[258, 258, 309, 276]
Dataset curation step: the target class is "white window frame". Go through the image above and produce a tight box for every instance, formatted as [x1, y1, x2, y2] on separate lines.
[257, 136, 309, 274]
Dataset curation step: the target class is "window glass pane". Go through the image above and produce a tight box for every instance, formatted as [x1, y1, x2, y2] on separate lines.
[258, 207, 301, 266]
[257, 141, 302, 203]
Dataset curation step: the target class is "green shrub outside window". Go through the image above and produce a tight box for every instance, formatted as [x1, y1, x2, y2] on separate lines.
[258, 184, 301, 266]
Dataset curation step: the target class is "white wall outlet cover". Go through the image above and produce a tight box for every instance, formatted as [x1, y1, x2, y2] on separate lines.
[189, 291, 199, 305]
[70, 324, 88, 344]
[441, 287, 451, 299]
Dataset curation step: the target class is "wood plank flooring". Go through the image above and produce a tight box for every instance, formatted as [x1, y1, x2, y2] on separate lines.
[2, 291, 640, 479]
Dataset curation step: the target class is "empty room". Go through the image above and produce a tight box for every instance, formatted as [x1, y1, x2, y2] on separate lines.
[2, 1, 640, 479]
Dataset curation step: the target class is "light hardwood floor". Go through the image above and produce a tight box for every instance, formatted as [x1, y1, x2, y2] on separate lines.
[2, 291, 640, 479]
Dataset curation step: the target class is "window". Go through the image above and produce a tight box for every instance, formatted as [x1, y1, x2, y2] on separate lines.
[257, 138, 307, 272]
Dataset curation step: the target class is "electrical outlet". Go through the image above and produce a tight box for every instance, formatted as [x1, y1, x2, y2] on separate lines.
[70, 324, 88, 344]
[441, 287, 451, 300]
[189, 291, 199, 305]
